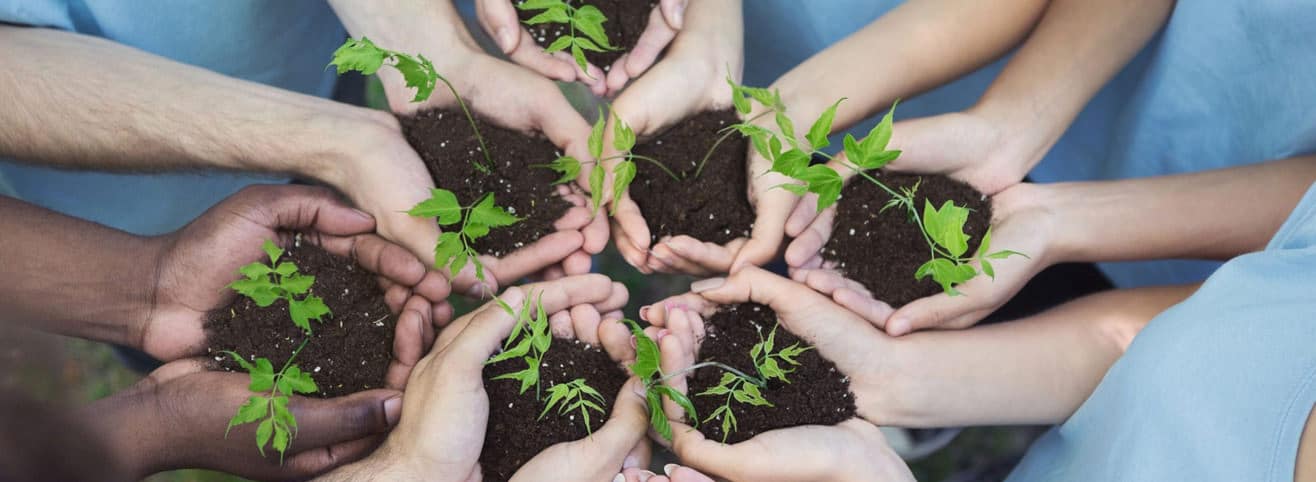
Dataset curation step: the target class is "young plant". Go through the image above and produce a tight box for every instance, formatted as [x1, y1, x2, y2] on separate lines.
[516, 0, 618, 75]
[407, 188, 521, 283]
[329, 37, 493, 172]
[223, 342, 318, 461]
[697, 323, 809, 442]
[486, 293, 552, 395]
[539, 378, 607, 435]
[540, 107, 679, 215]
[754, 97, 1027, 295]
[227, 240, 331, 333]
[622, 319, 698, 441]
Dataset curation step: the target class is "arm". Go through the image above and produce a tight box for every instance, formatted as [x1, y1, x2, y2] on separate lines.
[873, 283, 1197, 427]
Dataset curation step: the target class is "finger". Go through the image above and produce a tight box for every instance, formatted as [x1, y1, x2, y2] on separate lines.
[662, 236, 740, 274]
[689, 266, 835, 321]
[145, 358, 209, 385]
[338, 235, 428, 293]
[784, 192, 820, 237]
[833, 288, 896, 331]
[476, 0, 523, 55]
[570, 304, 603, 345]
[561, 250, 593, 276]
[432, 301, 455, 328]
[605, 53, 633, 95]
[284, 434, 384, 478]
[233, 184, 376, 236]
[659, 0, 688, 30]
[885, 282, 995, 336]
[549, 310, 576, 339]
[668, 418, 743, 481]
[730, 187, 797, 271]
[641, 294, 716, 327]
[665, 465, 716, 482]
[442, 286, 529, 374]
[613, 194, 653, 254]
[798, 268, 869, 297]
[413, 271, 453, 306]
[505, 29, 578, 82]
[623, 5, 680, 79]
[599, 317, 636, 364]
[406, 295, 437, 349]
[289, 388, 402, 449]
[589, 378, 652, 454]
[550, 50, 606, 94]
[553, 205, 593, 231]
[619, 468, 661, 482]
[488, 231, 584, 286]
[663, 306, 699, 361]
[784, 206, 836, 268]
[581, 210, 611, 254]
[384, 284, 411, 314]
[612, 217, 653, 273]
[386, 309, 427, 389]
[538, 264, 567, 281]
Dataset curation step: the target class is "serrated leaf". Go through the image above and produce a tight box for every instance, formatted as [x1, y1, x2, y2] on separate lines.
[623, 319, 659, 380]
[744, 86, 777, 109]
[858, 149, 901, 170]
[229, 279, 280, 307]
[728, 75, 750, 114]
[433, 232, 464, 274]
[544, 35, 573, 53]
[329, 37, 386, 76]
[861, 100, 899, 154]
[255, 418, 274, 457]
[807, 98, 844, 150]
[613, 116, 636, 153]
[587, 162, 606, 214]
[843, 133, 864, 167]
[574, 36, 606, 53]
[261, 240, 283, 264]
[543, 156, 581, 185]
[760, 358, 785, 382]
[974, 227, 993, 260]
[288, 295, 331, 333]
[923, 199, 971, 258]
[226, 396, 268, 436]
[249, 358, 276, 392]
[572, 6, 613, 48]
[239, 262, 273, 280]
[280, 274, 315, 296]
[611, 160, 636, 215]
[407, 188, 462, 225]
[777, 183, 808, 196]
[539, 384, 573, 419]
[571, 44, 589, 76]
[488, 338, 532, 366]
[771, 149, 810, 178]
[797, 164, 843, 209]
[393, 53, 439, 102]
[470, 194, 521, 228]
[774, 111, 797, 149]
[271, 396, 294, 430]
[699, 384, 732, 396]
[277, 365, 318, 395]
[273, 262, 298, 277]
[655, 385, 698, 424]
[648, 390, 673, 441]
[516, 0, 564, 10]
[525, 6, 569, 24]
[272, 423, 290, 456]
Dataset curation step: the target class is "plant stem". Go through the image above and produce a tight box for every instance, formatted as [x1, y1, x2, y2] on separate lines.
[433, 72, 494, 173]
[657, 361, 767, 388]
[695, 111, 775, 180]
[628, 154, 681, 181]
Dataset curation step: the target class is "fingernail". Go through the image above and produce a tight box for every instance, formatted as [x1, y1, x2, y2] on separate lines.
[465, 281, 492, 299]
[656, 329, 669, 341]
[630, 335, 638, 349]
[633, 380, 648, 398]
[673, 1, 687, 28]
[384, 396, 403, 426]
[664, 464, 679, 476]
[638, 470, 656, 482]
[612, 475, 626, 482]
[349, 208, 374, 222]
[639, 305, 651, 321]
[888, 317, 911, 336]
[623, 455, 641, 469]
[495, 26, 515, 53]
[691, 277, 725, 293]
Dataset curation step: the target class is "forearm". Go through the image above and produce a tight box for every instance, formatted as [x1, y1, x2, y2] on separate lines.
[1046, 156, 1316, 262]
[872, 284, 1196, 427]
[768, 0, 1049, 130]
[0, 26, 393, 185]
[970, 0, 1175, 169]
[0, 196, 161, 350]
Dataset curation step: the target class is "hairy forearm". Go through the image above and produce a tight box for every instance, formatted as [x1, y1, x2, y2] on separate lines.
[0, 196, 161, 348]
[0, 26, 393, 184]
[971, 0, 1175, 168]
[1046, 156, 1316, 262]
[872, 284, 1196, 427]
[769, 0, 1049, 131]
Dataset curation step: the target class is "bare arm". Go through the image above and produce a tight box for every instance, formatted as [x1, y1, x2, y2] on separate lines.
[873, 283, 1197, 427]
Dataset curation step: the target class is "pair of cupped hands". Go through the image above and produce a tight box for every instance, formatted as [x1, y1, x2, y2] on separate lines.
[348, 0, 1056, 338]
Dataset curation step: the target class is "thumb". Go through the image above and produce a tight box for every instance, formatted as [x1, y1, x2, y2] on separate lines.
[690, 266, 834, 320]
[659, 0, 687, 30]
[730, 188, 795, 272]
[287, 388, 403, 450]
[475, 0, 521, 54]
[584, 378, 650, 460]
[884, 283, 996, 336]
[237, 184, 376, 236]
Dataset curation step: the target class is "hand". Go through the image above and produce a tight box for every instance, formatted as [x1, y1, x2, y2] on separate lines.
[332, 275, 649, 481]
[475, 0, 689, 97]
[785, 182, 1056, 335]
[85, 358, 402, 480]
[601, 0, 744, 274]
[142, 185, 451, 389]
[638, 268, 914, 482]
[616, 463, 715, 482]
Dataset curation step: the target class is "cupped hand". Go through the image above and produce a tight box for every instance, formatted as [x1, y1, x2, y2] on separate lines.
[475, 0, 689, 96]
[340, 275, 649, 481]
[637, 268, 914, 482]
[142, 184, 450, 389]
[598, 0, 743, 274]
[785, 182, 1055, 335]
[87, 358, 402, 480]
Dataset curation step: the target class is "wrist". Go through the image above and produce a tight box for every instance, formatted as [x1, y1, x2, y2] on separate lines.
[965, 98, 1060, 176]
[79, 386, 168, 478]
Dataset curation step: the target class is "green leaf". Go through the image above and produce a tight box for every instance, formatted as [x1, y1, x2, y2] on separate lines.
[611, 160, 636, 215]
[407, 188, 463, 225]
[774, 111, 797, 149]
[981, 259, 995, 279]
[539, 383, 573, 419]
[531, 296, 551, 353]
[807, 98, 844, 150]
[857, 150, 901, 170]
[271, 396, 294, 430]
[277, 365, 318, 395]
[974, 227, 993, 260]
[843, 133, 864, 167]
[987, 250, 1028, 260]
[261, 240, 283, 264]
[249, 358, 276, 392]
[544, 35, 573, 53]
[542, 156, 581, 185]
[588, 162, 606, 214]
[470, 194, 521, 229]
[736, 383, 773, 407]
[922, 199, 971, 258]
[771, 149, 810, 178]
[392, 53, 439, 102]
[915, 258, 976, 296]
[228, 279, 280, 307]
[574, 36, 606, 53]
[759, 358, 786, 383]
[280, 274, 314, 296]
[329, 37, 386, 76]
[797, 164, 843, 210]
[433, 232, 464, 275]
[488, 338, 532, 365]
[861, 100, 899, 154]
[720, 407, 737, 442]
[623, 319, 659, 380]
[273, 262, 298, 277]
[648, 389, 673, 441]
[727, 75, 750, 114]
[516, 0, 565, 10]
[589, 107, 606, 159]
[699, 384, 732, 396]
[744, 86, 778, 109]
[272, 423, 290, 457]
[613, 115, 636, 153]
[571, 44, 589, 76]
[763, 326, 777, 354]
[288, 295, 330, 333]
[654, 385, 698, 424]
[572, 6, 613, 48]
[525, 6, 569, 24]
[239, 262, 273, 280]
[255, 418, 274, 457]
[226, 396, 268, 437]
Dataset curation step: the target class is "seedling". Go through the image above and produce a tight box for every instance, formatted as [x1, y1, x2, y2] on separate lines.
[227, 240, 331, 333]
[223, 343, 317, 461]
[697, 323, 809, 442]
[622, 319, 698, 441]
[752, 96, 1027, 295]
[539, 378, 607, 435]
[407, 188, 521, 282]
[516, 0, 619, 75]
[330, 36, 493, 173]
[541, 107, 679, 216]
[486, 293, 553, 395]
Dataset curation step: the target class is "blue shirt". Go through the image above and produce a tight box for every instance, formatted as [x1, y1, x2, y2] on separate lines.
[1007, 181, 1316, 481]
[0, 0, 344, 234]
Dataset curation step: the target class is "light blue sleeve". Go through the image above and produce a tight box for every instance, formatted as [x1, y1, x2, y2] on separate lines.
[0, 0, 73, 29]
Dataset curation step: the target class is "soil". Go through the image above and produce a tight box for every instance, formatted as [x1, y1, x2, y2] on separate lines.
[823, 171, 991, 307]
[628, 109, 756, 245]
[514, 0, 658, 70]
[688, 303, 856, 444]
[205, 237, 394, 398]
[480, 337, 629, 481]
[399, 109, 572, 257]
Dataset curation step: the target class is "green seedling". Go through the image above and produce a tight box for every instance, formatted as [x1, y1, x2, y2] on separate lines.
[330, 37, 493, 173]
[542, 106, 678, 216]
[623, 319, 699, 441]
[407, 188, 521, 285]
[755, 97, 1027, 295]
[227, 240, 331, 333]
[539, 378, 607, 435]
[697, 323, 808, 442]
[517, 0, 619, 75]
[223, 343, 318, 462]
[487, 293, 552, 395]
